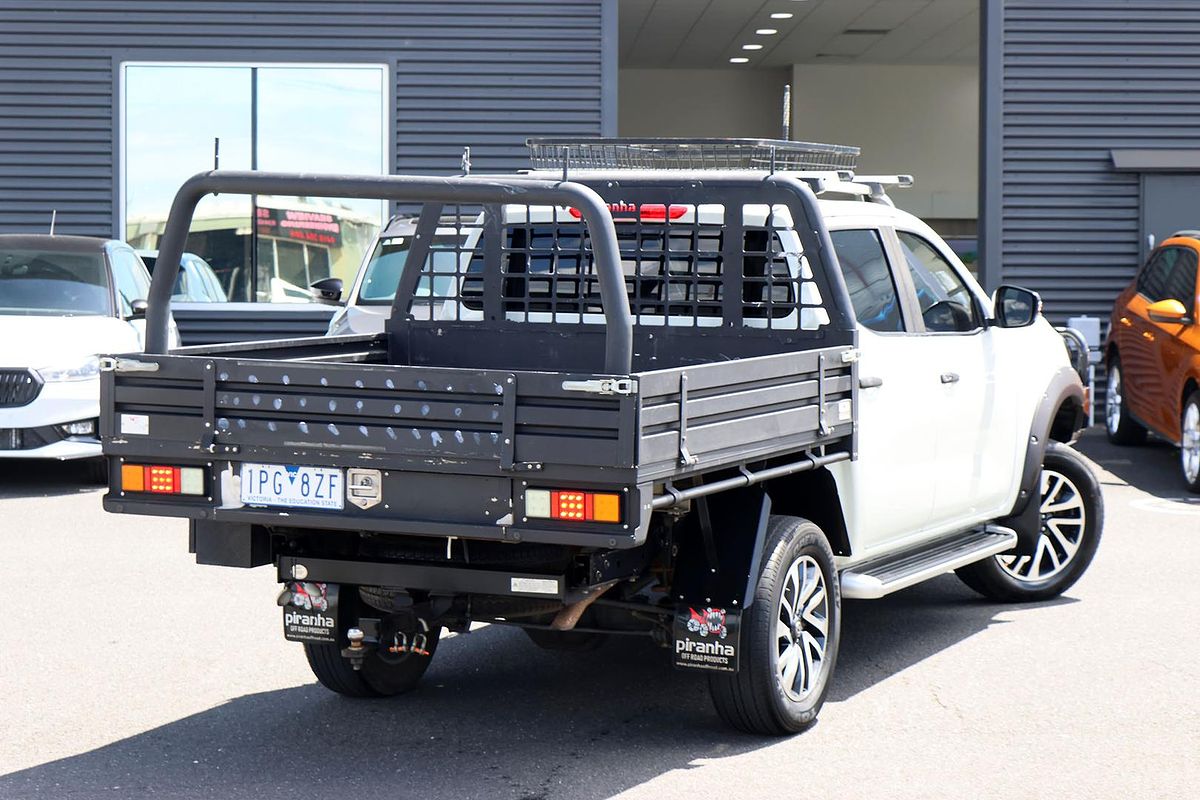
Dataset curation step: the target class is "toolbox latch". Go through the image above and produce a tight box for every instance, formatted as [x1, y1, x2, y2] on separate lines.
[561, 378, 638, 396]
[98, 356, 160, 373]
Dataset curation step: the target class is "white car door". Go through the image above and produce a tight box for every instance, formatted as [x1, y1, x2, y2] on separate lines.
[888, 229, 1018, 529]
[825, 227, 941, 556]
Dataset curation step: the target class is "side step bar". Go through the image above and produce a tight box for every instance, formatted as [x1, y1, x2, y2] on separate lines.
[840, 525, 1017, 600]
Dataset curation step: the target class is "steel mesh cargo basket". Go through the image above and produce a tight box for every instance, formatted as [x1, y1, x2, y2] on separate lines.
[527, 137, 860, 172]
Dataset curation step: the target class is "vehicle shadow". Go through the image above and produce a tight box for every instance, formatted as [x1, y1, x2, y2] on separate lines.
[0, 459, 103, 499]
[0, 575, 1058, 800]
[1072, 426, 1189, 500]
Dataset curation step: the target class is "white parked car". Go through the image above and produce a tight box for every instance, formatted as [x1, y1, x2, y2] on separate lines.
[137, 250, 228, 303]
[325, 216, 467, 335]
[0, 234, 176, 480]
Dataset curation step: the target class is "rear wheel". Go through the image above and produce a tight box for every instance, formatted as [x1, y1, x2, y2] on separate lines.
[708, 515, 840, 735]
[1180, 391, 1200, 493]
[304, 626, 440, 698]
[956, 443, 1103, 602]
[1105, 359, 1147, 445]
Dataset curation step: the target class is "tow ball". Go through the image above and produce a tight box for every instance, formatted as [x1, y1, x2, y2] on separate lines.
[342, 628, 369, 671]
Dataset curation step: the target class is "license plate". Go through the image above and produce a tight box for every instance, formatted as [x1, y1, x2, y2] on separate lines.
[240, 463, 344, 510]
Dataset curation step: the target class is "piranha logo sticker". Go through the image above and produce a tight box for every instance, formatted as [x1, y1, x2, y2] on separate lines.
[282, 581, 339, 644]
[674, 605, 740, 673]
[686, 606, 729, 639]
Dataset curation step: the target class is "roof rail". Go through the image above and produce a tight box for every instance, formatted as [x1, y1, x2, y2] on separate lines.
[1169, 229, 1200, 240]
[819, 174, 914, 207]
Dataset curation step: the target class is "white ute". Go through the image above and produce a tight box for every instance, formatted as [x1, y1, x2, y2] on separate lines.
[100, 141, 1101, 736]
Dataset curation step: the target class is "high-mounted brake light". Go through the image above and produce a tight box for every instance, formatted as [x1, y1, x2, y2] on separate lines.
[120, 464, 205, 496]
[524, 488, 622, 523]
[567, 203, 689, 223]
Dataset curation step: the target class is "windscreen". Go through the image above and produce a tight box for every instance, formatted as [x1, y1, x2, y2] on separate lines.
[356, 234, 465, 304]
[0, 248, 112, 316]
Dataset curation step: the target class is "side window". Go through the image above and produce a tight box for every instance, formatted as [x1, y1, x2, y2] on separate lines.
[1138, 249, 1174, 300]
[830, 229, 903, 333]
[896, 231, 981, 333]
[1139, 247, 1197, 308]
[109, 248, 151, 316]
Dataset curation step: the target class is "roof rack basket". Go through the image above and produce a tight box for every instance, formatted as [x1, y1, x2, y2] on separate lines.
[527, 137, 860, 172]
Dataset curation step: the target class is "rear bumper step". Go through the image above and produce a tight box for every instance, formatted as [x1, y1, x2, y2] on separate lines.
[839, 525, 1017, 600]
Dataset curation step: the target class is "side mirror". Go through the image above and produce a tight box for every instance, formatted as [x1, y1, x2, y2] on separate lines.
[310, 277, 344, 305]
[1146, 298, 1192, 325]
[992, 285, 1041, 328]
[129, 298, 149, 318]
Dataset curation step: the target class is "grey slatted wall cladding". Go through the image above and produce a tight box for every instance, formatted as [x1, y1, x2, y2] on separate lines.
[989, 0, 1200, 323]
[0, 0, 613, 238]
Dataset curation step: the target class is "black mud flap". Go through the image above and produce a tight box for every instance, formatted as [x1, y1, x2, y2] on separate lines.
[281, 581, 340, 644]
[1003, 494, 1043, 558]
[670, 485, 770, 673]
[673, 605, 741, 672]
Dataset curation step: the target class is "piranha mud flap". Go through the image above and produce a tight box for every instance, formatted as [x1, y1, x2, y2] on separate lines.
[280, 581, 340, 644]
[673, 605, 741, 672]
[670, 485, 771, 673]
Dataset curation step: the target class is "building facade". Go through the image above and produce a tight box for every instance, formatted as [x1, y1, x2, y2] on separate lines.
[0, 0, 615, 310]
[2, 0, 1196, 331]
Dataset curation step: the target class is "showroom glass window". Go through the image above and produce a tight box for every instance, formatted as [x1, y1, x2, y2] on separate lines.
[122, 64, 386, 303]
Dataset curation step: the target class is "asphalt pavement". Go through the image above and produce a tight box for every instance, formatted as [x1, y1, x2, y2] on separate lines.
[0, 429, 1196, 799]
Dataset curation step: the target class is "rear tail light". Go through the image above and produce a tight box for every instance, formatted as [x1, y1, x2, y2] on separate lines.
[120, 464, 205, 496]
[524, 488, 622, 523]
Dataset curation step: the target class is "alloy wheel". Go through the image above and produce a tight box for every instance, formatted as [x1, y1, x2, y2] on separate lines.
[775, 554, 829, 701]
[1106, 368, 1123, 436]
[998, 468, 1086, 582]
[1181, 402, 1200, 485]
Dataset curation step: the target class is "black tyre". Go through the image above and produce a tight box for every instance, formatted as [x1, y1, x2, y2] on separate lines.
[304, 626, 440, 698]
[1179, 391, 1200, 493]
[956, 442, 1103, 602]
[708, 515, 840, 736]
[524, 628, 608, 651]
[1105, 358, 1147, 445]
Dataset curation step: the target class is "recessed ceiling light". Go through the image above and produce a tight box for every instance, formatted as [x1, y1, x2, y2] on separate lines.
[756, 28, 778, 35]
[729, 57, 750, 64]
[770, 13, 794, 19]
[742, 43, 764, 50]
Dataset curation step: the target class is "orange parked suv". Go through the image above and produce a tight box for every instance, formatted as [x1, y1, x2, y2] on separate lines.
[1106, 231, 1200, 490]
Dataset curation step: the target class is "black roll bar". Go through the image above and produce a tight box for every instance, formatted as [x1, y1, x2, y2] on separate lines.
[144, 170, 634, 373]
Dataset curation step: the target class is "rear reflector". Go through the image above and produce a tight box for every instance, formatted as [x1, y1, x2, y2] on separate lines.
[120, 464, 205, 496]
[525, 488, 621, 523]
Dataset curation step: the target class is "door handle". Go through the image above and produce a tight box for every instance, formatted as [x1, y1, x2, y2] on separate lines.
[940, 372, 960, 384]
[859, 376, 883, 389]
[1120, 316, 1133, 327]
